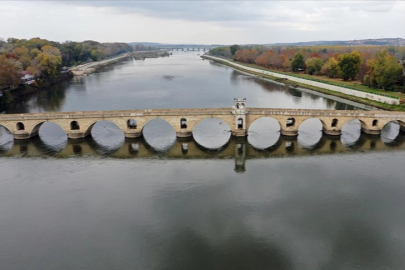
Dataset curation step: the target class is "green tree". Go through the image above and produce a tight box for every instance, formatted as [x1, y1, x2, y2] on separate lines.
[230, 44, 240, 56]
[366, 49, 403, 90]
[305, 57, 324, 75]
[291, 53, 305, 72]
[338, 51, 361, 81]
[90, 49, 99, 61]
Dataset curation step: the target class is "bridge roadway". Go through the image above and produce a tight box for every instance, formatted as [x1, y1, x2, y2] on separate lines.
[0, 100, 405, 140]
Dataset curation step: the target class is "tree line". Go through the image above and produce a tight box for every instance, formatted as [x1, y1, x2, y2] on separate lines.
[0, 37, 133, 89]
[210, 45, 405, 91]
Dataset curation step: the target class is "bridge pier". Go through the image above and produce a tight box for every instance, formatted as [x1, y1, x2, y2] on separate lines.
[125, 131, 142, 138]
[176, 131, 192, 138]
[361, 127, 382, 135]
[322, 128, 341, 136]
[232, 130, 247, 137]
[13, 131, 31, 140]
[399, 122, 405, 133]
[67, 131, 87, 139]
[280, 129, 298, 137]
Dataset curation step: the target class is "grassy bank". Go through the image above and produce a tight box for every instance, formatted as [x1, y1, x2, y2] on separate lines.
[203, 55, 405, 111]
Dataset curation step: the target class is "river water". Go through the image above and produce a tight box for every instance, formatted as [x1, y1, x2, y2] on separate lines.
[1, 51, 404, 270]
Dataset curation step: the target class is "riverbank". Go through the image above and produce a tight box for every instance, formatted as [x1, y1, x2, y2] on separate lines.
[0, 72, 73, 112]
[70, 50, 170, 76]
[202, 54, 405, 111]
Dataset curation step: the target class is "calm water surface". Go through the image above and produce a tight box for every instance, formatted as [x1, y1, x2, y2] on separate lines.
[1, 52, 404, 270]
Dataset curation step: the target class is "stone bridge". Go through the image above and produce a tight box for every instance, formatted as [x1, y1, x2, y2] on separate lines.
[0, 98, 404, 140]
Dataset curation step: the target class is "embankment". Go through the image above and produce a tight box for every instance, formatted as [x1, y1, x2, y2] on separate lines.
[202, 54, 403, 110]
[70, 51, 170, 76]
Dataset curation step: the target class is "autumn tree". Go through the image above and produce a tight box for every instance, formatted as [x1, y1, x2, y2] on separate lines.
[35, 45, 62, 77]
[338, 51, 361, 81]
[291, 53, 305, 72]
[322, 57, 340, 78]
[0, 55, 21, 88]
[366, 49, 403, 90]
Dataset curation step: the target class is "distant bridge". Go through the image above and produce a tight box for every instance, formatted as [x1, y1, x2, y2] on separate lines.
[160, 47, 208, 51]
[0, 98, 404, 140]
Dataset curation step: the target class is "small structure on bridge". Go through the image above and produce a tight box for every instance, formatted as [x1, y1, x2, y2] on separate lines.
[232, 97, 248, 136]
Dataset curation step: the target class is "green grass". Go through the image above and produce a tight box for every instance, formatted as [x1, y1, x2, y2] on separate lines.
[205, 56, 405, 111]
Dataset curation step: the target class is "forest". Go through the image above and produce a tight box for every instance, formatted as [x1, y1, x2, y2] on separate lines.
[210, 45, 405, 92]
[0, 37, 133, 89]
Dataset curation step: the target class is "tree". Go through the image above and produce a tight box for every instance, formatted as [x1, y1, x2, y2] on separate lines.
[291, 53, 305, 72]
[35, 45, 62, 77]
[338, 51, 361, 81]
[0, 55, 20, 88]
[366, 49, 403, 90]
[230, 44, 240, 56]
[305, 57, 324, 75]
[322, 57, 340, 78]
[90, 49, 99, 61]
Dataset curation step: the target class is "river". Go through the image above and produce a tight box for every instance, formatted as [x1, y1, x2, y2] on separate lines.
[0, 51, 404, 270]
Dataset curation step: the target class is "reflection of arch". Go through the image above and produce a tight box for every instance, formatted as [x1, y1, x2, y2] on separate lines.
[16, 122, 25, 131]
[381, 120, 401, 142]
[70, 121, 80, 130]
[192, 136, 231, 152]
[247, 116, 282, 131]
[82, 135, 124, 156]
[127, 119, 137, 129]
[248, 134, 283, 152]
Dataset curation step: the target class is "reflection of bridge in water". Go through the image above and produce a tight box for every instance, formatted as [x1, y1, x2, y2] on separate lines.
[2, 133, 405, 172]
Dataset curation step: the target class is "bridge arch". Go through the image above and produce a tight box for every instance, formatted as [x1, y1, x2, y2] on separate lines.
[141, 118, 176, 151]
[247, 117, 281, 149]
[297, 118, 326, 149]
[83, 119, 126, 137]
[381, 120, 403, 142]
[0, 123, 13, 134]
[29, 121, 67, 138]
[191, 117, 232, 149]
[189, 116, 233, 133]
[246, 116, 282, 131]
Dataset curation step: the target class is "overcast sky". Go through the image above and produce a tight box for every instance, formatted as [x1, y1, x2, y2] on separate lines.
[0, 1, 404, 44]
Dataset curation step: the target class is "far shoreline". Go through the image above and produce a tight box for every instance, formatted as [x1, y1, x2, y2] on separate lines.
[202, 54, 404, 111]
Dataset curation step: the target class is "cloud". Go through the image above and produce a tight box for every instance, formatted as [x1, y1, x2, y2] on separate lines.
[1, 1, 404, 43]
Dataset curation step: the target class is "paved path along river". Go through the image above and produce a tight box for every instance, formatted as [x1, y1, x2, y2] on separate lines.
[203, 54, 400, 105]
